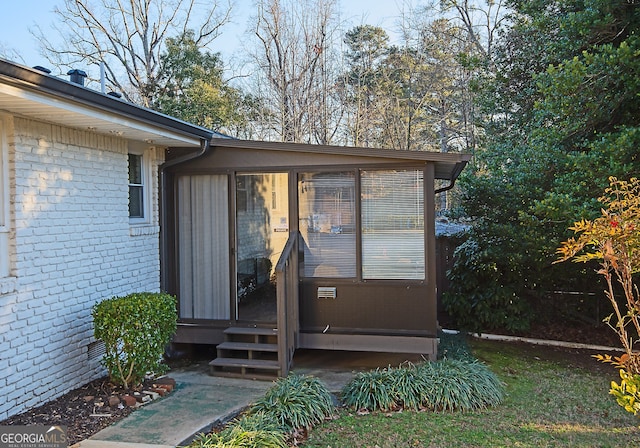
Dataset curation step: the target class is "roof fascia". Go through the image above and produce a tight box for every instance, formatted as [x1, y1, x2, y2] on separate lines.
[209, 138, 472, 180]
[0, 59, 215, 142]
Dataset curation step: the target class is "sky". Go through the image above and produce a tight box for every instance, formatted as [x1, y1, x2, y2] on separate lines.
[0, 0, 410, 74]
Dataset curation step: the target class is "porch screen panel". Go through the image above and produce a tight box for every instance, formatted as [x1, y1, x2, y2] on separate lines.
[361, 169, 424, 280]
[178, 175, 230, 319]
[298, 172, 356, 278]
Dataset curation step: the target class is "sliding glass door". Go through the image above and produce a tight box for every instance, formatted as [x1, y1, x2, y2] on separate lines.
[235, 173, 289, 322]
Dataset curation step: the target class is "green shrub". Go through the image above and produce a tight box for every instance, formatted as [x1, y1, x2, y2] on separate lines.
[92, 292, 177, 388]
[443, 236, 534, 333]
[248, 373, 334, 431]
[418, 359, 504, 412]
[341, 359, 505, 413]
[186, 422, 286, 448]
[610, 369, 640, 416]
[341, 367, 397, 411]
[438, 330, 474, 361]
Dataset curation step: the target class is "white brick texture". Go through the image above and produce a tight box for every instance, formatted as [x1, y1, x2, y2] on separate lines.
[0, 117, 164, 420]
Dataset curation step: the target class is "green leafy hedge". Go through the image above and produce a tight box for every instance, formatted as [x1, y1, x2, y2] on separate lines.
[92, 292, 177, 388]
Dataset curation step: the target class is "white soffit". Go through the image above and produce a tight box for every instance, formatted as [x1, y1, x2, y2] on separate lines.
[0, 83, 201, 147]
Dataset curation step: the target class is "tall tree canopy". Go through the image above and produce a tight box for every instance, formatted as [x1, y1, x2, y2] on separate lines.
[445, 0, 640, 332]
[153, 30, 246, 132]
[37, 0, 232, 107]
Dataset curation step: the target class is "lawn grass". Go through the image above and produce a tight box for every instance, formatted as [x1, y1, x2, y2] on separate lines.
[302, 339, 640, 448]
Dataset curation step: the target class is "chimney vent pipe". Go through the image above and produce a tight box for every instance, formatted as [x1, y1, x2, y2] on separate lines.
[67, 69, 87, 86]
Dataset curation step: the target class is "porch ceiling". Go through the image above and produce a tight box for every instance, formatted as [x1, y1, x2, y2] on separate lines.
[209, 138, 472, 180]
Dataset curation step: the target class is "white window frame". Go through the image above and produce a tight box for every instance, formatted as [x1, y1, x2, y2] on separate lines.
[128, 147, 152, 226]
[0, 115, 10, 278]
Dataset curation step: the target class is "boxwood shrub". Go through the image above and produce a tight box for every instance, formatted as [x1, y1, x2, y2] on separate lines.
[92, 292, 177, 388]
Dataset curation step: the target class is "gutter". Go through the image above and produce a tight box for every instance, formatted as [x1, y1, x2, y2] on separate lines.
[0, 58, 214, 140]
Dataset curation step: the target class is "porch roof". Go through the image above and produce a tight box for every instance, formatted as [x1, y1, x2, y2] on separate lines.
[209, 138, 471, 181]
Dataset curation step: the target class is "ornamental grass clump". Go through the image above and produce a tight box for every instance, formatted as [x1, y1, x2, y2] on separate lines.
[248, 373, 334, 431]
[92, 292, 177, 389]
[341, 367, 398, 411]
[186, 412, 286, 448]
[418, 359, 504, 412]
[556, 176, 640, 417]
[389, 362, 430, 410]
[341, 359, 504, 413]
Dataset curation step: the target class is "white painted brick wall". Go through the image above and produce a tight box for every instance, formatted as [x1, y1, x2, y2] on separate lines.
[0, 117, 164, 420]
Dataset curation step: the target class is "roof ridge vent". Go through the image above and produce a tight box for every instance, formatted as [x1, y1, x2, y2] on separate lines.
[33, 66, 51, 74]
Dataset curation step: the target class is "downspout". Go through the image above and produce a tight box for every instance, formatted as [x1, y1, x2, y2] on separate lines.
[435, 179, 457, 195]
[159, 138, 212, 292]
[435, 161, 466, 194]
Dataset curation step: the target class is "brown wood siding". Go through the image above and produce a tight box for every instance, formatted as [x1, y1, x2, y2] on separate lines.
[299, 281, 436, 336]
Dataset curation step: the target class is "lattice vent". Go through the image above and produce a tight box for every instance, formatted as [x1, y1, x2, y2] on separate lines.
[87, 340, 106, 360]
[317, 287, 337, 300]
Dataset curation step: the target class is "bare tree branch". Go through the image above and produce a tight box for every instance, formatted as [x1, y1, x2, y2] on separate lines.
[33, 0, 233, 107]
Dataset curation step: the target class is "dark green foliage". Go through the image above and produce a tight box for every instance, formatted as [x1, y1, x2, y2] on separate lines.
[341, 356, 504, 413]
[153, 30, 246, 133]
[341, 368, 398, 411]
[444, 235, 535, 333]
[446, 0, 640, 331]
[418, 359, 504, 412]
[92, 292, 177, 388]
[437, 330, 473, 361]
[248, 374, 334, 431]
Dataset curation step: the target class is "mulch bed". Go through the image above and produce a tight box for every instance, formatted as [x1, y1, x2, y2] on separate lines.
[0, 377, 133, 445]
[0, 376, 175, 446]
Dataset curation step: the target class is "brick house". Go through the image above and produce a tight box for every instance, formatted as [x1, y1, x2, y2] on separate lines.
[0, 59, 213, 420]
[0, 57, 470, 417]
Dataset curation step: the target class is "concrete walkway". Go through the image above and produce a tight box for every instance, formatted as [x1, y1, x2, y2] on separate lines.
[74, 350, 421, 448]
[76, 369, 271, 447]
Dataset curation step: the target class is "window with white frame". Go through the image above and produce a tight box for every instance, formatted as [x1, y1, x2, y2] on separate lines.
[128, 150, 151, 224]
[0, 117, 10, 278]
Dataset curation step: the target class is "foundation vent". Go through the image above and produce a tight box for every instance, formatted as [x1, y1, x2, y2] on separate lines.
[87, 340, 106, 360]
[317, 287, 337, 300]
